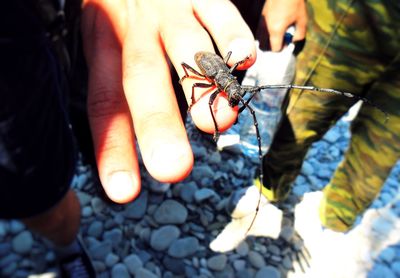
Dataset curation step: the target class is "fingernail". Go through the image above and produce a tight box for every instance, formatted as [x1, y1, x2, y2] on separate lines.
[106, 171, 139, 203]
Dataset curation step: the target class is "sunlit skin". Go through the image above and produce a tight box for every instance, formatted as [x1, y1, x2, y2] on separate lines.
[81, 0, 256, 203]
[261, 0, 307, 51]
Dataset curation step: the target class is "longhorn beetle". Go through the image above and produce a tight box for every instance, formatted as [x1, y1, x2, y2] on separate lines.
[180, 51, 388, 233]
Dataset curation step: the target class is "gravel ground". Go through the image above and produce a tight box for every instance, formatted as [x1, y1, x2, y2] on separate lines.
[0, 112, 399, 278]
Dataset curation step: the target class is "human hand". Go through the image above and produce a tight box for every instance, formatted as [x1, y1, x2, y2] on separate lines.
[81, 0, 256, 203]
[261, 0, 307, 51]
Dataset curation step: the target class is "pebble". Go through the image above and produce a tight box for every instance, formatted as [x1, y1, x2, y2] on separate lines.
[91, 197, 106, 214]
[153, 200, 188, 224]
[81, 206, 93, 217]
[194, 188, 218, 203]
[76, 191, 92, 207]
[0, 221, 7, 238]
[88, 241, 112, 261]
[236, 241, 250, 256]
[380, 247, 396, 263]
[179, 181, 198, 203]
[248, 251, 266, 269]
[9, 220, 25, 234]
[123, 254, 143, 275]
[87, 221, 104, 238]
[255, 266, 281, 278]
[111, 263, 130, 278]
[167, 237, 200, 258]
[163, 255, 186, 274]
[150, 225, 180, 251]
[2, 110, 400, 278]
[207, 254, 228, 271]
[12, 231, 33, 255]
[301, 161, 314, 176]
[391, 261, 400, 276]
[124, 190, 148, 219]
[135, 267, 159, 278]
[105, 253, 120, 267]
[103, 228, 123, 247]
[368, 264, 397, 278]
[233, 259, 247, 272]
[0, 242, 12, 257]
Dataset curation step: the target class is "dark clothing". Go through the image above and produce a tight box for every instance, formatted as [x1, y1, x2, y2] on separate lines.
[0, 1, 76, 219]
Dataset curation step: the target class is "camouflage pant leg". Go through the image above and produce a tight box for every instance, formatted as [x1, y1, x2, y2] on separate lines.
[260, 0, 400, 226]
[321, 61, 400, 232]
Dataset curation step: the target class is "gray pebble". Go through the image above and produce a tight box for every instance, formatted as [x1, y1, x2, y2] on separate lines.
[111, 263, 130, 278]
[179, 181, 198, 203]
[163, 255, 186, 274]
[368, 264, 396, 278]
[391, 261, 400, 276]
[194, 188, 218, 203]
[123, 254, 143, 275]
[9, 220, 25, 234]
[282, 255, 292, 270]
[0, 242, 12, 257]
[233, 259, 246, 271]
[0, 221, 7, 238]
[91, 197, 106, 214]
[76, 191, 92, 207]
[324, 129, 341, 144]
[92, 261, 106, 272]
[168, 237, 199, 258]
[0, 253, 20, 269]
[150, 225, 180, 251]
[1, 262, 17, 277]
[255, 266, 281, 278]
[279, 226, 294, 242]
[124, 190, 148, 219]
[87, 221, 104, 238]
[105, 253, 120, 267]
[82, 206, 93, 217]
[248, 251, 266, 269]
[103, 228, 123, 247]
[380, 247, 396, 263]
[236, 241, 250, 256]
[207, 254, 227, 271]
[149, 181, 171, 193]
[12, 231, 33, 255]
[192, 165, 214, 180]
[301, 161, 314, 176]
[135, 267, 158, 278]
[73, 174, 89, 189]
[154, 200, 188, 224]
[88, 241, 112, 261]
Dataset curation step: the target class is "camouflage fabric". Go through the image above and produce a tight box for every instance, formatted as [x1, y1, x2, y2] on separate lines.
[259, 0, 400, 232]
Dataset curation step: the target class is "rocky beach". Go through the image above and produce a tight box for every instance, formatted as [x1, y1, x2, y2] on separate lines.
[0, 112, 399, 278]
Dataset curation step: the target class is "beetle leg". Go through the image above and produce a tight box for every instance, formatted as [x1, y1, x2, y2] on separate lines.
[223, 51, 232, 64]
[189, 82, 214, 111]
[208, 89, 222, 141]
[180, 63, 206, 84]
[228, 54, 252, 73]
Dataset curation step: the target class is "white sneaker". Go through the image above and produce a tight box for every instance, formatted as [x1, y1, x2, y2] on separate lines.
[210, 186, 283, 252]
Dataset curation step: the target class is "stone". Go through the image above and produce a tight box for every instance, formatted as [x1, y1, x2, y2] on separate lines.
[207, 254, 228, 271]
[167, 237, 199, 258]
[150, 225, 180, 251]
[12, 231, 33, 255]
[153, 200, 188, 224]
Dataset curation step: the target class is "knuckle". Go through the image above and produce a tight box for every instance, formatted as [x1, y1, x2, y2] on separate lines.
[87, 86, 125, 119]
